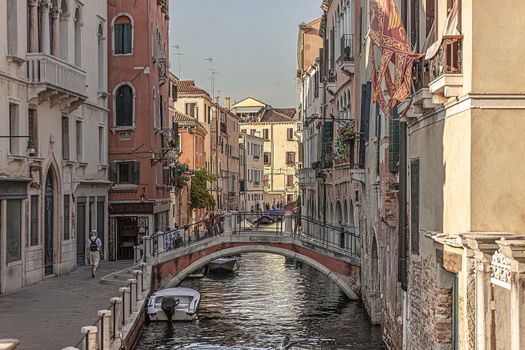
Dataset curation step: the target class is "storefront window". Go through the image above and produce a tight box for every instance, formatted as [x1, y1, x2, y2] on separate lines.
[7, 200, 22, 263]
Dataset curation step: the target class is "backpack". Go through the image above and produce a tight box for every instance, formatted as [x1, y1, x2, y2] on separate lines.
[89, 237, 99, 252]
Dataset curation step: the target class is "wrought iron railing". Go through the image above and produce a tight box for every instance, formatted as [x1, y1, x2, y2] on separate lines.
[339, 34, 355, 62]
[428, 36, 463, 82]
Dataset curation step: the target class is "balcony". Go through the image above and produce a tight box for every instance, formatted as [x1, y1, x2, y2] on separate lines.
[220, 122, 228, 134]
[428, 36, 463, 104]
[409, 59, 435, 117]
[338, 34, 355, 73]
[298, 168, 316, 186]
[26, 53, 87, 111]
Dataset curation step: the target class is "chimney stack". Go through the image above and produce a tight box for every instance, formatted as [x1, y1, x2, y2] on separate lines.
[225, 97, 231, 110]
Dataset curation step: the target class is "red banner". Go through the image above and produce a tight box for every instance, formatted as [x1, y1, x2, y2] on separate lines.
[370, 0, 423, 118]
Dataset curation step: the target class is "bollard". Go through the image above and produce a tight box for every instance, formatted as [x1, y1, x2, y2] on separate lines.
[0, 339, 20, 350]
[61, 347, 79, 350]
[140, 263, 148, 292]
[128, 279, 138, 312]
[284, 213, 293, 235]
[223, 212, 232, 236]
[157, 232, 165, 254]
[119, 287, 130, 323]
[111, 297, 123, 336]
[132, 270, 144, 300]
[97, 310, 111, 350]
[80, 326, 98, 350]
[143, 236, 152, 262]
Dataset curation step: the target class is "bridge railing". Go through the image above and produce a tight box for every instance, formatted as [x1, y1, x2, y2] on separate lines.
[292, 214, 360, 260]
[148, 215, 225, 257]
[230, 211, 286, 235]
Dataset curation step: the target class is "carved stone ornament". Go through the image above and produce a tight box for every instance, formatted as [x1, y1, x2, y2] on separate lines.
[491, 250, 512, 290]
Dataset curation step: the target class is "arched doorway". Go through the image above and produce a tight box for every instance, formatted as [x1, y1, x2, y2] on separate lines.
[44, 171, 54, 275]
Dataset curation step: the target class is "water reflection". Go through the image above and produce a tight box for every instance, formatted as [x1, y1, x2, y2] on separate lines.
[136, 253, 385, 349]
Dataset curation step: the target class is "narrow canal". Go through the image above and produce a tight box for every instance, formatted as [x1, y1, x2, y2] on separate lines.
[135, 253, 385, 349]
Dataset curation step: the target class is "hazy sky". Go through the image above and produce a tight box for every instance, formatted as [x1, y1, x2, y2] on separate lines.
[169, 0, 321, 108]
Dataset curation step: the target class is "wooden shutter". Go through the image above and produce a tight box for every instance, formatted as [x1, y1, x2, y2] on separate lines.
[123, 85, 133, 126]
[359, 82, 371, 167]
[389, 107, 400, 172]
[110, 162, 117, 183]
[132, 161, 140, 185]
[123, 24, 132, 53]
[62, 116, 69, 160]
[114, 24, 122, 54]
[322, 121, 333, 167]
[410, 159, 420, 254]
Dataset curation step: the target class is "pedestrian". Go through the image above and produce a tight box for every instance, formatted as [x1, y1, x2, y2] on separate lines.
[86, 230, 102, 278]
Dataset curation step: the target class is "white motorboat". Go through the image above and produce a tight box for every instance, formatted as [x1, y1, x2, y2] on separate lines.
[147, 287, 200, 322]
[207, 257, 237, 273]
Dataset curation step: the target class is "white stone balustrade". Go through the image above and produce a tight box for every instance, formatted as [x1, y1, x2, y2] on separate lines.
[80, 326, 97, 350]
[127, 279, 138, 313]
[97, 310, 111, 350]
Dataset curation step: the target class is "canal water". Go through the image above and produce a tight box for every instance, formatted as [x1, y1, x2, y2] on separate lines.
[135, 253, 385, 349]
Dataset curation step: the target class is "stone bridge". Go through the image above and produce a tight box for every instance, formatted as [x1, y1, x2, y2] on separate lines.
[145, 213, 362, 300]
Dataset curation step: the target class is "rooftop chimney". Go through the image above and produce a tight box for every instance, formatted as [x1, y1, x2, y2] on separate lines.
[225, 97, 231, 110]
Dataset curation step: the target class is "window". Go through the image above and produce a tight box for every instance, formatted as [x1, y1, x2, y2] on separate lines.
[6, 200, 22, 263]
[410, 159, 420, 255]
[62, 116, 69, 160]
[286, 152, 296, 165]
[287, 194, 294, 203]
[97, 23, 105, 91]
[287, 128, 294, 141]
[389, 111, 400, 172]
[208, 106, 211, 123]
[263, 128, 269, 140]
[9, 103, 19, 155]
[76, 120, 83, 162]
[7, 0, 17, 56]
[74, 8, 82, 66]
[99, 126, 104, 164]
[111, 161, 140, 185]
[264, 152, 271, 166]
[287, 175, 294, 187]
[30, 195, 39, 246]
[115, 84, 133, 126]
[263, 174, 270, 188]
[171, 83, 177, 101]
[185, 103, 197, 118]
[28, 108, 37, 156]
[113, 16, 132, 54]
[64, 194, 70, 240]
[250, 129, 255, 136]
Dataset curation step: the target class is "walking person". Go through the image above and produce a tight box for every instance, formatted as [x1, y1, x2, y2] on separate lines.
[86, 230, 103, 278]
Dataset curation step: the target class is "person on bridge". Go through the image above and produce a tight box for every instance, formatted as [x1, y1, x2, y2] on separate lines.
[86, 230, 103, 278]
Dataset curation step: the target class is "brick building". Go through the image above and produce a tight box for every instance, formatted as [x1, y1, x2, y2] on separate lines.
[107, 0, 170, 260]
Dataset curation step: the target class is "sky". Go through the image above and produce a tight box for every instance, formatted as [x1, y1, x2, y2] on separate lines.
[169, 0, 321, 108]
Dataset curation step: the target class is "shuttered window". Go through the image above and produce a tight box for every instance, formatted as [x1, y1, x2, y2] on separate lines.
[63, 194, 70, 240]
[115, 84, 133, 126]
[111, 161, 140, 185]
[359, 83, 371, 167]
[62, 116, 69, 160]
[287, 128, 294, 140]
[30, 195, 39, 246]
[389, 107, 400, 172]
[114, 20, 132, 54]
[322, 121, 333, 167]
[410, 159, 420, 255]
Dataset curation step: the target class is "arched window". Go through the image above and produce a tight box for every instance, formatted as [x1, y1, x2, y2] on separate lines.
[113, 15, 132, 54]
[97, 23, 105, 91]
[59, 0, 69, 60]
[74, 7, 82, 67]
[115, 84, 134, 126]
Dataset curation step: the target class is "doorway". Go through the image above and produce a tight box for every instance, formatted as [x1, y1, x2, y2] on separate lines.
[117, 216, 137, 260]
[44, 173, 54, 275]
[76, 199, 86, 266]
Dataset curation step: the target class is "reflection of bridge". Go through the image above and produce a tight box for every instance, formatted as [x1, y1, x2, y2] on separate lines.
[143, 212, 362, 299]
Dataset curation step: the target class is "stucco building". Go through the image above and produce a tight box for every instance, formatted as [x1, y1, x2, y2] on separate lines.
[217, 102, 240, 210]
[0, 0, 109, 293]
[239, 132, 265, 212]
[234, 99, 300, 207]
[107, 0, 170, 260]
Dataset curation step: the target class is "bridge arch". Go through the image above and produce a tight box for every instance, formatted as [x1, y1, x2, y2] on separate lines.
[154, 242, 359, 300]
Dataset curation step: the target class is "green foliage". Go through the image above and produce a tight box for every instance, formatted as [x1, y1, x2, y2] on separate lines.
[172, 161, 189, 192]
[190, 169, 216, 209]
[334, 122, 354, 161]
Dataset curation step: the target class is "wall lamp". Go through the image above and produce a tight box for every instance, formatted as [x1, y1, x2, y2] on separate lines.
[0, 135, 35, 156]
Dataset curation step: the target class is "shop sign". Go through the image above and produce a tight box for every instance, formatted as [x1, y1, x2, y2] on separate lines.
[109, 202, 153, 215]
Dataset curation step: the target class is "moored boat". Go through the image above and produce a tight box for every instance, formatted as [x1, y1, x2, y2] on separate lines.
[207, 257, 237, 273]
[147, 287, 200, 322]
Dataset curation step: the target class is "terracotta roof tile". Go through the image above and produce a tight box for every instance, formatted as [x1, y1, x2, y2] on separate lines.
[274, 108, 297, 119]
[177, 80, 209, 96]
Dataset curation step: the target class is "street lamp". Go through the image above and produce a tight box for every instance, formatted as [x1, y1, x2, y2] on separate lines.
[0, 135, 35, 156]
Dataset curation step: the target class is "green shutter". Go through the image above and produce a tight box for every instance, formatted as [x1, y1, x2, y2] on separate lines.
[389, 107, 400, 172]
[110, 162, 117, 183]
[123, 24, 132, 54]
[322, 121, 334, 167]
[132, 161, 140, 185]
[114, 24, 122, 54]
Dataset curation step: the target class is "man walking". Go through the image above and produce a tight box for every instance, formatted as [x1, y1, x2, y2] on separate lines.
[86, 230, 103, 278]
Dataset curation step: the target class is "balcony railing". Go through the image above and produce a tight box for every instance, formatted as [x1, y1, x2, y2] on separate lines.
[428, 36, 463, 82]
[27, 53, 87, 98]
[339, 34, 355, 62]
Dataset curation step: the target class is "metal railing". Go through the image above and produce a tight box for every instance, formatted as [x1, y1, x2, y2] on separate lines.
[339, 34, 355, 62]
[231, 211, 285, 235]
[428, 36, 463, 82]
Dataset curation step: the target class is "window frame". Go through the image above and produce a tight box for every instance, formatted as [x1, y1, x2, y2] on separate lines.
[113, 83, 135, 128]
[112, 14, 134, 55]
[286, 152, 296, 165]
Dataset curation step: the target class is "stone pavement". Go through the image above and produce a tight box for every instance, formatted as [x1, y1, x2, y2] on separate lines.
[0, 261, 135, 350]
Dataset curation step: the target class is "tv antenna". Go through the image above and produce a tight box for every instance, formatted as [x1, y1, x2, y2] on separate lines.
[205, 57, 219, 100]
[172, 45, 184, 78]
